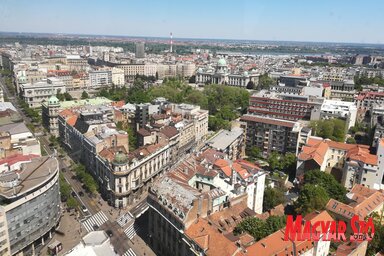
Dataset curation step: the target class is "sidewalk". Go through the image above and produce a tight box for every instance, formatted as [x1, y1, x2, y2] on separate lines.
[39, 209, 86, 256]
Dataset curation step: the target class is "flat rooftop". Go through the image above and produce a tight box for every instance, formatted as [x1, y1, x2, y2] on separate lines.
[0, 156, 58, 199]
[206, 127, 243, 151]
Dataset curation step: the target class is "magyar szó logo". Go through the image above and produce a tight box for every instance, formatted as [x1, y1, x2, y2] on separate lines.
[284, 215, 375, 242]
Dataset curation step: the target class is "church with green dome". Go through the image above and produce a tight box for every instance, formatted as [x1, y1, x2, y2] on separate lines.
[196, 57, 260, 87]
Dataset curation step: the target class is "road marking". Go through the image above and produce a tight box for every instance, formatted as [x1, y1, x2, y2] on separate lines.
[81, 211, 108, 232]
[117, 212, 133, 227]
[122, 248, 136, 256]
[124, 223, 136, 239]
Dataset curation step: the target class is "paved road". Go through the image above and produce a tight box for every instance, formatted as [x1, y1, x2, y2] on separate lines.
[0, 74, 155, 255]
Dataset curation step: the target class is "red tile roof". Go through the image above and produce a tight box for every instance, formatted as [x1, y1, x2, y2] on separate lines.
[160, 126, 179, 139]
[185, 218, 244, 256]
[326, 184, 384, 220]
[298, 137, 377, 166]
[0, 154, 39, 167]
[137, 128, 151, 137]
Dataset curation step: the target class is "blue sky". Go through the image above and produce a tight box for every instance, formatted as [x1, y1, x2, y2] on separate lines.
[1, 0, 384, 44]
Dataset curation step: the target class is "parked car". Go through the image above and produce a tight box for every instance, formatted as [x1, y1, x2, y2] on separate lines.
[81, 205, 88, 213]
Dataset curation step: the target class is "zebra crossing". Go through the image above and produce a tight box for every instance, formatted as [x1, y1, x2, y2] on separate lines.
[81, 211, 108, 233]
[117, 212, 133, 227]
[122, 248, 136, 256]
[124, 223, 138, 239]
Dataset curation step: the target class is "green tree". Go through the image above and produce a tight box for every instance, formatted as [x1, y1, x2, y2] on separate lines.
[366, 213, 384, 255]
[83, 173, 99, 194]
[246, 146, 261, 160]
[64, 92, 73, 101]
[295, 184, 329, 215]
[267, 151, 283, 170]
[81, 90, 89, 99]
[265, 215, 286, 234]
[263, 187, 285, 211]
[259, 73, 275, 89]
[127, 125, 138, 151]
[59, 173, 71, 202]
[234, 217, 267, 240]
[208, 115, 230, 131]
[67, 196, 79, 209]
[304, 170, 347, 202]
[310, 119, 346, 142]
[346, 137, 356, 144]
[246, 81, 255, 89]
[188, 75, 196, 83]
[234, 215, 286, 241]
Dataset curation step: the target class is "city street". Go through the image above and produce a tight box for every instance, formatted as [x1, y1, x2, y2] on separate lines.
[0, 74, 155, 256]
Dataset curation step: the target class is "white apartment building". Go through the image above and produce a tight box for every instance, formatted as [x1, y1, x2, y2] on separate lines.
[19, 77, 66, 108]
[111, 67, 125, 86]
[172, 103, 209, 146]
[320, 99, 357, 129]
[89, 70, 112, 88]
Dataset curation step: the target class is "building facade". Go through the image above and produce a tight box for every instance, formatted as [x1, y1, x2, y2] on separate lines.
[0, 156, 61, 256]
[240, 114, 305, 157]
[196, 59, 260, 87]
[19, 78, 66, 108]
[89, 70, 112, 88]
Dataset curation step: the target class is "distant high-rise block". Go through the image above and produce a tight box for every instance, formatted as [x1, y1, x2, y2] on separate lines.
[135, 42, 145, 58]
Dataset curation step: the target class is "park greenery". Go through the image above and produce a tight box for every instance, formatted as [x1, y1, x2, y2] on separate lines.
[98, 77, 250, 131]
[234, 215, 286, 241]
[295, 170, 347, 215]
[310, 118, 346, 142]
[354, 75, 384, 90]
[56, 92, 73, 101]
[258, 73, 276, 89]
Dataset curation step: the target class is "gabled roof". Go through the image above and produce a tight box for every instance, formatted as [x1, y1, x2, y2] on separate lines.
[160, 126, 179, 139]
[326, 184, 384, 220]
[185, 219, 243, 256]
[298, 137, 377, 166]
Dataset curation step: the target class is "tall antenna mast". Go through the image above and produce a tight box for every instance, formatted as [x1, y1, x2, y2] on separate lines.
[170, 32, 173, 53]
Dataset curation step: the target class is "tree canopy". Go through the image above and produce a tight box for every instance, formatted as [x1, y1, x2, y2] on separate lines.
[295, 184, 330, 215]
[263, 187, 285, 212]
[81, 90, 89, 99]
[259, 73, 276, 89]
[310, 119, 346, 142]
[74, 164, 99, 194]
[234, 215, 286, 241]
[366, 212, 384, 255]
[97, 78, 250, 131]
[303, 170, 347, 202]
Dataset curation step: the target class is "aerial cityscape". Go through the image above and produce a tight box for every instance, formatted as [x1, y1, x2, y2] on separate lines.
[0, 1, 383, 256]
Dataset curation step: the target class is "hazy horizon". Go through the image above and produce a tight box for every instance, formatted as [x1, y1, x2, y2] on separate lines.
[1, 0, 384, 44]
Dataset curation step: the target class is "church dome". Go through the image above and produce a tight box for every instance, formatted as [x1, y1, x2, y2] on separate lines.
[243, 71, 249, 76]
[197, 67, 203, 73]
[48, 95, 60, 105]
[217, 58, 227, 66]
